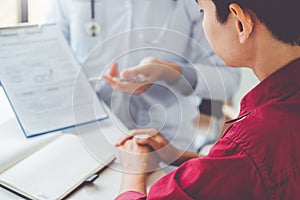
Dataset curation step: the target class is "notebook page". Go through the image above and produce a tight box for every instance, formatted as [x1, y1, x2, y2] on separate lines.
[0, 119, 61, 173]
[0, 133, 114, 200]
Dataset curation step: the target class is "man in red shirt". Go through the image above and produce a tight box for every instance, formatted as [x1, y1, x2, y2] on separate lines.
[115, 0, 300, 199]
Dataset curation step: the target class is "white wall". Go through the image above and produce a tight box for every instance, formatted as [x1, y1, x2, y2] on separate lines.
[0, 0, 19, 27]
[224, 68, 259, 118]
[28, 0, 50, 24]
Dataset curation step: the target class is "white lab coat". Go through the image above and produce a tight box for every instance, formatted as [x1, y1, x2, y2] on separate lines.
[47, 0, 241, 151]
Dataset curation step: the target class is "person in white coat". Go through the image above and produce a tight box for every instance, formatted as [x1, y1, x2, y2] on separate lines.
[46, 0, 240, 154]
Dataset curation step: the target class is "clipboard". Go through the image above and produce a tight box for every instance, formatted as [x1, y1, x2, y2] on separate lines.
[0, 24, 108, 138]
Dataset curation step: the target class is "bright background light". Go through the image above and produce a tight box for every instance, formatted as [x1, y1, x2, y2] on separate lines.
[28, 0, 49, 24]
[0, 0, 50, 27]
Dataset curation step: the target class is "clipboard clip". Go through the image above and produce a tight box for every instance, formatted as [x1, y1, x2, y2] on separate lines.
[0, 29, 18, 36]
[0, 24, 42, 36]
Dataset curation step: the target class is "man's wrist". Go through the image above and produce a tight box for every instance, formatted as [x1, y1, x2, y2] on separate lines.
[119, 173, 147, 195]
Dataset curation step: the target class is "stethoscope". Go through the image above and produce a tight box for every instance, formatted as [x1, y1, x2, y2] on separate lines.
[85, 0, 178, 39]
[85, 0, 101, 37]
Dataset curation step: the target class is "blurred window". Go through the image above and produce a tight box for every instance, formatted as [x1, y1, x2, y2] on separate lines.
[0, 0, 49, 27]
[0, 0, 19, 27]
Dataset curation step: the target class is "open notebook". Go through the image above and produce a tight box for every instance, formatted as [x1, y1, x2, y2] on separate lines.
[0, 119, 116, 200]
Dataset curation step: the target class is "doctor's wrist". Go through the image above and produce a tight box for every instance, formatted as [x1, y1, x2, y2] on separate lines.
[157, 61, 181, 84]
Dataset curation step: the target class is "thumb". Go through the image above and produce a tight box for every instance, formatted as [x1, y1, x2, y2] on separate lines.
[121, 66, 144, 79]
[136, 137, 162, 151]
[109, 62, 119, 77]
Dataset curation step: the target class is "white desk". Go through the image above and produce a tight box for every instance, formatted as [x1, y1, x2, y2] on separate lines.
[0, 88, 165, 199]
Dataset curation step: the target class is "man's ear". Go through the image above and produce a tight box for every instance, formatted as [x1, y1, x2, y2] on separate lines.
[229, 3, 254, 43]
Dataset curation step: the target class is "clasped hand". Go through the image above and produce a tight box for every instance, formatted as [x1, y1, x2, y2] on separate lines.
[117, 137, 160, 174]
[116, 129, 182, 168]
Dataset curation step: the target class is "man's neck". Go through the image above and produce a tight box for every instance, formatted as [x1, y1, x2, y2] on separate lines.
[251, 35, 300, 81]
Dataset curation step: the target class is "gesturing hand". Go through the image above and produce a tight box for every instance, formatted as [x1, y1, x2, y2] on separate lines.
[121, 57, 181, 85]
[102, 62, 151, 95]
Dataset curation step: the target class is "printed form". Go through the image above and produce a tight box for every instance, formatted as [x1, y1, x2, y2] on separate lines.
[0, 25, 107, 137]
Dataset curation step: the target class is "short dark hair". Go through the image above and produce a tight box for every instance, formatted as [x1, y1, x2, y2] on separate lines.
[211, 0, 300, 45]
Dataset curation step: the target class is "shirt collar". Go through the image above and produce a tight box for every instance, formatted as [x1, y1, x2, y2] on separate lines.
[232, 58, 300, 121]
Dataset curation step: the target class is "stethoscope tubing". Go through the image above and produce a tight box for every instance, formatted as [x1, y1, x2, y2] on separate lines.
[91, 0, 95, 20]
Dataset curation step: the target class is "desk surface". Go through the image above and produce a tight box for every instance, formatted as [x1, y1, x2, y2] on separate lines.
[0, 88, 165, 200]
